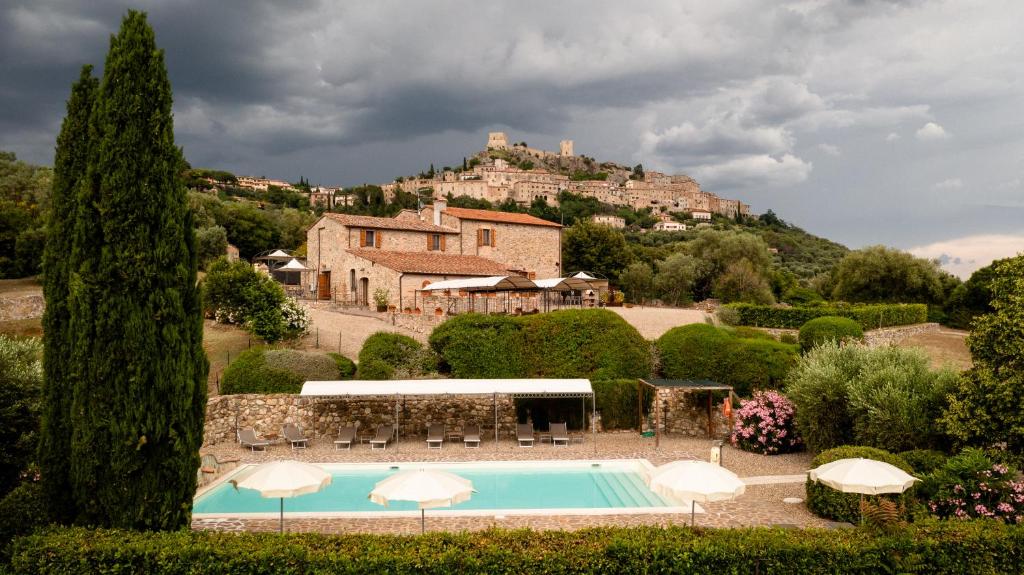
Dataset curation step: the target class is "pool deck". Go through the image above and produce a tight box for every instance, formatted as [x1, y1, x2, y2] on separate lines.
[194, 433, 830, 533]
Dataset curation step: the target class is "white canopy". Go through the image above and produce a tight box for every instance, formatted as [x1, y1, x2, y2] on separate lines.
[301, 378, 593, 398]
[264, 249, 292, 260]
[278, 258, 310, 271]
[420, 276, 537, 292]
[534, 277, 594, 291]
[571, 271, 598, 280]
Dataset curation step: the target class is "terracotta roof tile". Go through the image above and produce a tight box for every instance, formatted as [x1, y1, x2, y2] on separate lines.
[442, 207, 561, 228]
[324, 213, 456, 233]
[346, 250, 511, 276]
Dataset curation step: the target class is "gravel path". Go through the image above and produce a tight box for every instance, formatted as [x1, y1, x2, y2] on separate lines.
[298, 304, 425, 359]
[608, 306, 710, 339]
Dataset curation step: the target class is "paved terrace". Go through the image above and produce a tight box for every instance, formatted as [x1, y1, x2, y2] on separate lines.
[194, 433, 832, 534]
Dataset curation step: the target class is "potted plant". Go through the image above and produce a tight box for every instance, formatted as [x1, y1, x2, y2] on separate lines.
[403, 307, 412, 314]
[373, 288, 389, 312]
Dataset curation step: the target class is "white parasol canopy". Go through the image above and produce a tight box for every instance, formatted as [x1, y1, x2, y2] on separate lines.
[279, 258, 310, 271]
[647, 460, 746, 525]
[231, 460, 332, 532]
[264, 249, 292, 260]
[808, 458, 918, 495]
[369, 469, 475, 533]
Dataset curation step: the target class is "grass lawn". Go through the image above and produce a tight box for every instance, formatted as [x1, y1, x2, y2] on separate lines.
[896, 329, 972, 371]
[0, 276, 43, 296]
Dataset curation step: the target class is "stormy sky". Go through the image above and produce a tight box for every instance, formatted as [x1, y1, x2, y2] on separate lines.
[2, 1, 1023, 276]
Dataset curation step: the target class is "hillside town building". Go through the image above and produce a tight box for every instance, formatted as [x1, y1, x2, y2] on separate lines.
[591, 214, 626, 229]
[305, 199, 561, 309]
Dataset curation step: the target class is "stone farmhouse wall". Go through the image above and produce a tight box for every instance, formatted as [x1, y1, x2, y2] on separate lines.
[654, 388, 731, 439]
[441, 214, 562, 278]
[204, 393, 518, 446]
[0, 294, 44, 321]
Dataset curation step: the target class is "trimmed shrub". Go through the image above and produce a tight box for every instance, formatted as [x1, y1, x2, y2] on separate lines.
[714, 305, 740, 326]
[730, 326, 776, 340]
[658, 324, 798, 397]
[221, 348, 349, 394]
[726, 302, 928, 330]
[430, 310, 651, 380]
[730, 390, 802, 454]
[899, 449, 949, 475]
[922, 449, 1024, 523]
[806, 446, 915, 523]
[799, 316, 863, 352]
[779, 333, 798, 345]
[357, 332, 435, 380]
[593, 379, 652, 430]
[428, 314, 526, 377]
[0, 482, 52, 560]
[11, 523, 1024, 574]
[327, 353, 356, 379]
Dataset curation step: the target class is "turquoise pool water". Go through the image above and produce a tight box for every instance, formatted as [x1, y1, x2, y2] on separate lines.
[194, 464, 675, 514]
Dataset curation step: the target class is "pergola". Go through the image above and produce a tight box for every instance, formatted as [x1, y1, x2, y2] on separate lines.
[300, 378, 597, 451]
[638, 379, 734, 447]
[416, 275, 598, 314]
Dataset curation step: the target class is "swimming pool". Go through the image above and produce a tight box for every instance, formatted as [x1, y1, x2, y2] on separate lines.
[193, 460, 695, 517]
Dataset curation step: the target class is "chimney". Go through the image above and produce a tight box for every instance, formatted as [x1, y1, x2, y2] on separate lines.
[433, 198, 446, 226]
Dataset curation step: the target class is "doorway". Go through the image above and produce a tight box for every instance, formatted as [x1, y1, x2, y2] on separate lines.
[317, 271, 331, 300]
[359, 277, 369, 306]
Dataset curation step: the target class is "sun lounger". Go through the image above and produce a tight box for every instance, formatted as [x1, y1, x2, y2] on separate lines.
[426, 423, 444, 449]
[238, 427, 270, 452]
[463, 424, 481, 448]
[370, 424, 395, 450]
[550, 422, 570, 446]
[334, 425, 357, 450]
[282, 423, 309, 450]
[517, 423, 535, 447]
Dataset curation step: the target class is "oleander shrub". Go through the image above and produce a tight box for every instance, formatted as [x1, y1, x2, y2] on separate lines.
[806, 446, 915, 523]
[726, 302, 928, 329]
[357, 332, 435, 379]
[658, 324, 798, 397]
[221, 348, 350, 394]
[899, 449, 950, 475]
[798, 316, 863, 352]
[786, 342, 956, 453]
[11, 523, 1024, 574]
[922, 449, 1024, 523]
[202, 258, 309, 343]
[430, 310, 651, 380]
[730, 390, 802, 454]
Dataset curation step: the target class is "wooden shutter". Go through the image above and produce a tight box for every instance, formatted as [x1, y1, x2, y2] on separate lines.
[440, 234, 446, 251]
[374, 231, 382, 248]
[476, 228, 483, 247]
[359, 229, 367, 247]
[490, 228, 496, 247]
[426, 234, 433, 251]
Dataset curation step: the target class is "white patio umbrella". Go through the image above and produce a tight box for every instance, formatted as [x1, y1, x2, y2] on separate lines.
[808, 458, 918, 523]
[647, 460, 746, 526]
[231, 460, 332, 533]
[369, 469, 476, 533]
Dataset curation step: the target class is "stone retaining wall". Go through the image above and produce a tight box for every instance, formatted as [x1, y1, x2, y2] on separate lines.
[0, 294, 45, 321]
[204, 393, 519, 446]
[763, 322, 940, 347]
[390, 311, 448, 335]
[654, 388, 731, 438]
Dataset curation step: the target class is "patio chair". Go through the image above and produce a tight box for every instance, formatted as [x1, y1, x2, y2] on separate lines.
[517, 423, 535, 447]
[334, 424, 357, 450]
[426, 423, 444, 449]
[282, 423, 309, 450]
[370, 424, 395, 450]
[238, 427, 270, 452]
[550, 422, 570, 446]
[463, 423, 481, 449]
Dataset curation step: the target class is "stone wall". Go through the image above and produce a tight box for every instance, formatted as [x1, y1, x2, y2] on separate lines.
[204, 393, 518, 446]
[762, 322, 940, 347]
[0, 294, 45, 321]
[654, 388, 731, 439]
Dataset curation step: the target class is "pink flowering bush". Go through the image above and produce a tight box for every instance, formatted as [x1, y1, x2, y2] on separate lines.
[925, 449, 1024, 524]
[730, 390, 802, 455]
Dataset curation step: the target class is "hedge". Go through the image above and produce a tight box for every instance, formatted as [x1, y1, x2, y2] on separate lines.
[592, 379, 652, 430]
[430, 310, 652, 380]
[11, 523, 1024, 574]
[657, 324, 798, 397]
[0, 482, 51, 561]
[798, 316, 863, 352]
[356, 332, 435, 380]
[805, 446, 916, 524]
[726, 302, 928, 330]
[221, 348, 351, 394]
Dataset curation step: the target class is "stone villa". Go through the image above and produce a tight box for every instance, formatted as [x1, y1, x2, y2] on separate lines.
[305, 199, 562, 309]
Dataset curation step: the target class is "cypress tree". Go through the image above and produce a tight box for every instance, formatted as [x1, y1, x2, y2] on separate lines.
[68, 10, 207, 530]
[39, 65, 98, 521]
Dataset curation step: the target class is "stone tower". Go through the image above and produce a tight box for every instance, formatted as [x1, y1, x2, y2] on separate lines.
[487, 132, 509, 150]
[559, 139, 574, 157]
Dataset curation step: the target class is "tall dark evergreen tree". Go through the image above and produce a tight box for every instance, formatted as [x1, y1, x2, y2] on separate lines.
[39, 65, 98, 521]
[67, 11, 208, 529]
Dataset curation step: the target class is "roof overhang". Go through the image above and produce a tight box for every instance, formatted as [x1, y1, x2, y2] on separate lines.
[301, 378, 594, 398]
[420, 275, 537, 292]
